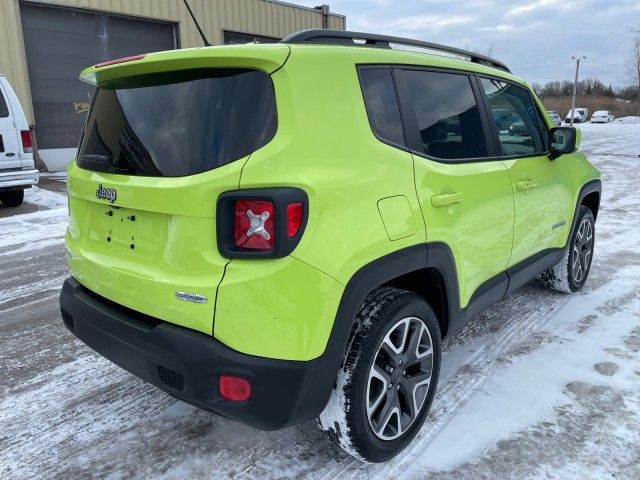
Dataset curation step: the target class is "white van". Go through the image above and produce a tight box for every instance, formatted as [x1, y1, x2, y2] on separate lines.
[564, 107, 589, 124]
[0, 75, 38, 207]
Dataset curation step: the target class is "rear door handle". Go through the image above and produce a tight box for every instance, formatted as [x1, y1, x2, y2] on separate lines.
[516, 180, 537, 191]
[431, 192, 464, 207]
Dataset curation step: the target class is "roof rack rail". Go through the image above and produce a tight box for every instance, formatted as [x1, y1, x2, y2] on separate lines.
[281, 29, 511, 73]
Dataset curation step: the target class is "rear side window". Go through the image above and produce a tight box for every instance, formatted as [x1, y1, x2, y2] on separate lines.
[77, 69, 276, 177]
[480, 78, 547, 156]
[0, 87, 9, 118]
[404, 70, 488, 160]
[359, 68, 405, 147]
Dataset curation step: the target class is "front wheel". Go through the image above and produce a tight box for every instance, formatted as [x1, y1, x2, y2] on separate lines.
[318, 287, 441, 462]
[541, 206, 595, 293]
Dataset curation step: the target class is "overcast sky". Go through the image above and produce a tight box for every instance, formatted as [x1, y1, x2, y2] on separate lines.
[295, 0, 640, 89]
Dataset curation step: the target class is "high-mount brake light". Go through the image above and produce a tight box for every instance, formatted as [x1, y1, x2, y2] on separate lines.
[95, 54, 145, 68]
[20, 130, 32, 153]
[234, 200, 275, 250]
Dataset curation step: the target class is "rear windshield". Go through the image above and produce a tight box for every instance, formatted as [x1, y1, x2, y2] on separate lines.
[77, 69, 276, 177]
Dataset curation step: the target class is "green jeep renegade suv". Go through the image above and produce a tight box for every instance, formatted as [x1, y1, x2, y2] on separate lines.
[60, 30, 601, 462]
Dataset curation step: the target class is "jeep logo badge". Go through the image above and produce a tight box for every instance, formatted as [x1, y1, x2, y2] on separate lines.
[96, 184, 117, 203]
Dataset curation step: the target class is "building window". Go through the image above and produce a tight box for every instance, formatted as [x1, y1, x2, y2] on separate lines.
[223, 30, 280, 45]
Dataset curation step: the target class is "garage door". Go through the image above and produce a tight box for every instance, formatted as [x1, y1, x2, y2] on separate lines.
[20, 3, 176, 169]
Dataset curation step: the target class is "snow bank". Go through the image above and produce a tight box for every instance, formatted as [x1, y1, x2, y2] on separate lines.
[0, 207, 67, 253]
[614, 116, 640, 124]
[24, 185, 67, 209]
[0, 187, 68, 255]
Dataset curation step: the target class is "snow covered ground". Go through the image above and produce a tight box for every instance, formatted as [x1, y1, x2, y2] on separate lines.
[1, 122, 639, 479]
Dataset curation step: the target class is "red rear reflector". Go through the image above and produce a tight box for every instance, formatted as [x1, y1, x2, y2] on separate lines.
[286, 202, 303, 238]
[234, 199, 275, 250]
[20, 130, 32, 153]
[95, 54, 145, 68]
[219, 375, 251, 402]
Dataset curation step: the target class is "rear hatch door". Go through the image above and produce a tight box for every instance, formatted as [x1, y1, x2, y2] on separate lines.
[66, 45, 287, 335]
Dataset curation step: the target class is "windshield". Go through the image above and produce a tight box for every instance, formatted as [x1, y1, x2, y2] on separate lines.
[77, 68, 276, 177]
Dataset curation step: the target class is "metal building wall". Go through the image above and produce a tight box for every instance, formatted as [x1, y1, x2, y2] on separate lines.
[0, 0, 346, 123]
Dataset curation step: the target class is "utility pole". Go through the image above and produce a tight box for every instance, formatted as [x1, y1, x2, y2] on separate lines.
[570, 56, 586, 126]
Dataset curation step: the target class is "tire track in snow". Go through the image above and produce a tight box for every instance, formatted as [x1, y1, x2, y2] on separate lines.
[0, 243, 67, 312]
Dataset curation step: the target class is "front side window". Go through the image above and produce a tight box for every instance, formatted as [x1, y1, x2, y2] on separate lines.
[480, 78, 547, 157]
[359, 68, 405, 147]
[403, 70, 488, 160]
[77, 68, 276, 177]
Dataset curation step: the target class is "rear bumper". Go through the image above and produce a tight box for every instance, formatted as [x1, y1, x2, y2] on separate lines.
[59, 277, 335, 430]
[0, 168, 39, 190]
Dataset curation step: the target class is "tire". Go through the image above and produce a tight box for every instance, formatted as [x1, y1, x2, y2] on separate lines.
[318, 287, 441, 462]
[540, 206, 595, 293]
[0, 189, 24, 207]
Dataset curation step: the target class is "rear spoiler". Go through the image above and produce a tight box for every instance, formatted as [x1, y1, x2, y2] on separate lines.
[79, 44, 290, 86]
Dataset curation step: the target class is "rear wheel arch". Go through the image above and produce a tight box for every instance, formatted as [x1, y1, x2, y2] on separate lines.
[384, 267, 449, 337]
[332, 243, 459, 368]
[310, 243, 459, 426]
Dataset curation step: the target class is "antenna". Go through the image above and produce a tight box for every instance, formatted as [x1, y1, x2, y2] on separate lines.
[182, 0, 211, 47]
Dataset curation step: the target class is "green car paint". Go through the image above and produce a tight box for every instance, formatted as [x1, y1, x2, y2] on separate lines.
[413, 156, 515, 307]
[67, 42, 600, 363]
[65, 158, 243, 335]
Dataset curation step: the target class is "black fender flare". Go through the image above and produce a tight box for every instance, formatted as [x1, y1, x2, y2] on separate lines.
[304, 243, 460, 421]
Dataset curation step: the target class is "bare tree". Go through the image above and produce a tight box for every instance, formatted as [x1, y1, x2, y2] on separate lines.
[471, 42, 495, 58]
[627, 35, 640, 98]
[484, 42, 495, 59]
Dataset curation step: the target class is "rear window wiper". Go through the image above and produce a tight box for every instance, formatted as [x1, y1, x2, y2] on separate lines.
[79, 154, 111, 164]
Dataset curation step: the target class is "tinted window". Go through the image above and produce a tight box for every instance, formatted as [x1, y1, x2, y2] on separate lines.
[359, 68, 405, 146]
[77, 69, 276, 177]
[480, 78, 547, 156]
[404, 70, 488, 160]
[0, 88, 8, 118]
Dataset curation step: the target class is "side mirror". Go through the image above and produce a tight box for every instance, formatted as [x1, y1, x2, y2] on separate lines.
[549, 127, 578, 159]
